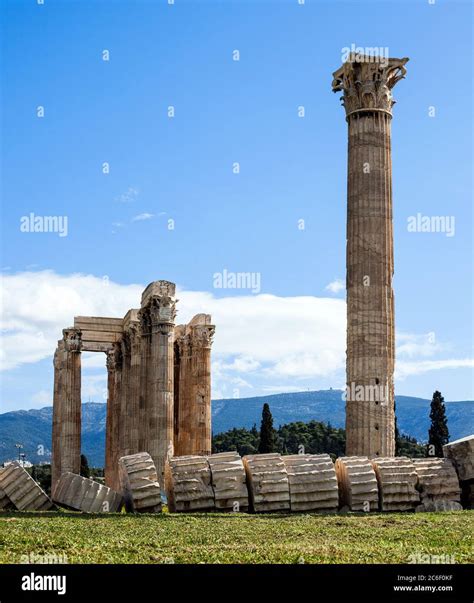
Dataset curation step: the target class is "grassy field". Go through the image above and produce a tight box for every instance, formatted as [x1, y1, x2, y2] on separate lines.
[0, 510, 472, 564]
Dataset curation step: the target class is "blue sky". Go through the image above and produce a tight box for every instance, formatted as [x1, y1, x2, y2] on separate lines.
[1, 0, 473, 413]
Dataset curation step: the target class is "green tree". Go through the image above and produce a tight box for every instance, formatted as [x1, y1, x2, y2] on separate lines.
[80, 454, 91, 478]
[258, 403, 276, 453]
[428, 390, 449, 457]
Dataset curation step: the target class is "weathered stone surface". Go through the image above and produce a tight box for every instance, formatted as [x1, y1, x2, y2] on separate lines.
[282, 454, 338, 512]
[332, 57, 409, 457]
[165, 455, 214, 512]
[208, 452, 248, 512]
[371, 457, 419, 511]
[0, 468, 15, 510]
[119, 452, 162, 513]
[413, 458, 461, 504]
[415, 500, 463, 513]
[174, 315, 215, 457]
[53, 472, 123, 513]
[443, 435, 474, 482]
[242, 453, 290, 513]
[0, 462, 53, 511]
[51, 330, 82, 494]
[335, 456, 378, 511]
[138, 281, 177, 484]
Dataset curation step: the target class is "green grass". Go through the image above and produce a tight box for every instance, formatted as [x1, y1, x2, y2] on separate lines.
[0, 510, 472, 564]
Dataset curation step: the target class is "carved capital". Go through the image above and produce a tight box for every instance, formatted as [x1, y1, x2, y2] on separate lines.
[121, 332, 131, 358]
[106, 343, 122, 371]
[151, 296, 177, 326]
[128, 322, 141, 352]
[191, 324, 215, 349]
[332, 56, 408, 118]
[176, 332, 192, 357]
[63, 328, 82, 353]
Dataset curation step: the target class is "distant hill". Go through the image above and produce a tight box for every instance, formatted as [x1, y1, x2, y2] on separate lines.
[0, 391, 472, 467]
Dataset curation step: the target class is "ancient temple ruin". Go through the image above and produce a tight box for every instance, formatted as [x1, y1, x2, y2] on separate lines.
[332, 56, 408, 457]
[51, 280, 215, 493]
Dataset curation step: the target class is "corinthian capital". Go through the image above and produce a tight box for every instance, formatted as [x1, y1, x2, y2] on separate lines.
[63, 328, 82, 353]
[332, 56, 408, 117]
[191, 324, 216, 349]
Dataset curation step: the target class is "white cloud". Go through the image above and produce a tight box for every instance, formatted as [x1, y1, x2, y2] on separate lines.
[396, 332, 446, 358]
[132, 213, 154, 222]
[1, 271, 472, 401]
[115, 187, 139, 203]
[325, 279, 345, 294]
[396, 358, 474, 380]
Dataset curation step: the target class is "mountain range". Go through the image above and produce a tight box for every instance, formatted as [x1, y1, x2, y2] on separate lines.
[0, 390, 472, 467]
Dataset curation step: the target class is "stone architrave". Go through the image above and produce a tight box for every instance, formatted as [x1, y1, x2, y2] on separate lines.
[53, 472, 123, 513]
[51, 328, 82, 494]
[0, 462, 53, 511]
[332, 56, 408, 457]
[139, 281, 177, 483]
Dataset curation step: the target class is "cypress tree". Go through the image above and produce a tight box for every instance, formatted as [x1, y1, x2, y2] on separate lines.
[80, 454, 91, 478]
[428, 390, 449, 457]
[394, 399, 402, 455]
[258, 403, 276, 453]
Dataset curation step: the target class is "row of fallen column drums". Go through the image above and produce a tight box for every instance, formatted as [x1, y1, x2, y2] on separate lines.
[0, 452, 464, 514]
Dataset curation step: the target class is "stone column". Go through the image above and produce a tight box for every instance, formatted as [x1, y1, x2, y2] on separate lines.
[119, 333, 131, 458]
[139, 281, 177, 483]
[51, 328, 82, 495]
[104, 343, 122, 490]
[175, 315, 215, 456]
[332, 56, 408, 457]
[127, 317, 142, 456]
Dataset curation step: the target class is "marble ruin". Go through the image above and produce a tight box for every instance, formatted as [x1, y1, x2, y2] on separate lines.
[51, 280, 215, 494]
[2, 56, 472, 519]
[332, 56, 408, 457]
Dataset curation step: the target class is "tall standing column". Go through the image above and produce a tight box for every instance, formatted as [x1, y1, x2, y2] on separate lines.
[104, 343, 122, 490]
[51, 328, 82, 494]
[119, 333, 131, 459]
[175, 315, 215, 456]
[127, 316, 142, 456]
[139, 281, 177, 483]
[332, 56, 408, 457]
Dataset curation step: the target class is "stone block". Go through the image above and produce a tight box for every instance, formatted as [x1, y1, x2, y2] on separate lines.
[53, 472, 123, 512]
[119, 452, 162, 513]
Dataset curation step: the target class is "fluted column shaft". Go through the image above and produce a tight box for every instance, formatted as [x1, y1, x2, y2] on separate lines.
[105, 344, 122, 490]
[51, 329, 82, 494]
[139, 281, 176, 483]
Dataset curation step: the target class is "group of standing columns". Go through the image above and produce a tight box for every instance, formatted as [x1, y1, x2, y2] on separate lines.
[51, 280, 215, 494]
